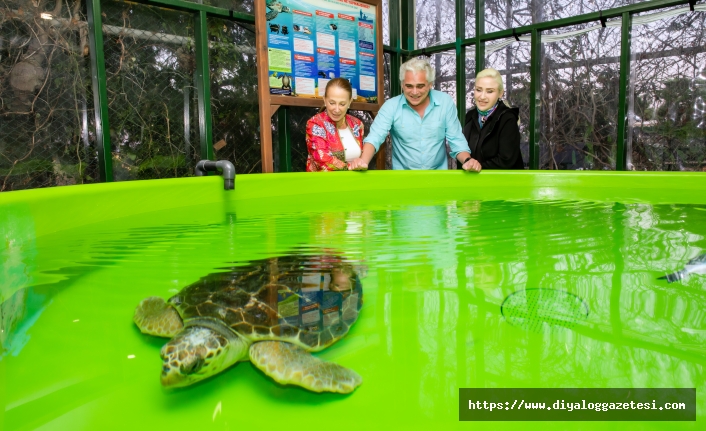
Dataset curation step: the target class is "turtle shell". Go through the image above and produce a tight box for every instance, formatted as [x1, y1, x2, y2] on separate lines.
[167, 255, 363, 351]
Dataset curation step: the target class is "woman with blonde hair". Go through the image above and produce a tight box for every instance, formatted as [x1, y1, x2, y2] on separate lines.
[463, 68, 524, 169]
[305, 78, 366, 171]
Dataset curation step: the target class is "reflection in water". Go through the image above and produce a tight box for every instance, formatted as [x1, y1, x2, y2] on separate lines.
[369, 200, 705, 414]
[133, 253, 364, 392]
[501, 289, 589, 332]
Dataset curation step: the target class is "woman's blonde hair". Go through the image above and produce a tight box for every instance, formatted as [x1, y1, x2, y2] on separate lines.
[475, 68, 504, 92]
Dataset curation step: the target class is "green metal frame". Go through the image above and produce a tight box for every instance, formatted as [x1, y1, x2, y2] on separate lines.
[528, 29, 541, 170]
[278, 108, 293, 172]
[474, 0, 485, 73]
[85, 0, 698, 177]
[455, 0, 466, 123]
[86, 0, 112, 182]
[194, 11, 214, 162]
[615, 12, 633, 171]
[388, 0, 403, 98]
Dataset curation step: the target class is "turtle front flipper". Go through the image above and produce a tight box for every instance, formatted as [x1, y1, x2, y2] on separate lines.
[134, 296, 183, 337]
[249, 341, 362, 393]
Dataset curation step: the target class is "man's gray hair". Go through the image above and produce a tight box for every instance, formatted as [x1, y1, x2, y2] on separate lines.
[399, 57, 435, 84]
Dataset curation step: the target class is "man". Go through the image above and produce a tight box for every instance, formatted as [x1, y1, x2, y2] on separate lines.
[348, 58, 481, 172]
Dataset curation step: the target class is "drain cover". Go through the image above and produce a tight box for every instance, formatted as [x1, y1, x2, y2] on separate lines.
[501, 288, 589, 332]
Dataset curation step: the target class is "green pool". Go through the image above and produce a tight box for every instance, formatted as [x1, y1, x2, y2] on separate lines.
[1, 171, 705, 430]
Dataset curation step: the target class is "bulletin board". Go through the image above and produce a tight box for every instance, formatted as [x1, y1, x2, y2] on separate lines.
[264, 0, 379, 104]
[255, 0, 384, 172]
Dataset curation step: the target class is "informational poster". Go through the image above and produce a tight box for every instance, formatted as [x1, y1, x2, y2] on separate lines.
[265, 0, 378, 103]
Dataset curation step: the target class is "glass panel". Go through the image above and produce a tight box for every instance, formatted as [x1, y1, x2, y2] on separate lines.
[465, 0, 475, 39]
[464, 47, 476, 110]
[0, 1, 98, 191]
[416, 0, 456, 49]
[427, 51, 457, 168]
[102, 0, 199, 181]
[485, 39, 531, 167]
[383, 0, 390, 45]
[209, 19, 261, 174]
[463, 48, 475, 167]
[540, 24, 621, 170]
[629, 10, 706, 171]
[384, 52, 392, 99]
[429, 51, 457, 102]
[485, 0, 638, 32]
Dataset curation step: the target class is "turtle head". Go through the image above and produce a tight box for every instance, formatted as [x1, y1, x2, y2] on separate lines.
[159, 320, 247, 388]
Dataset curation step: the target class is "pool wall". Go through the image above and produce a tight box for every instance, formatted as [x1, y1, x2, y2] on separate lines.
[2, 170, 706, 430]
[3, 171, 706, 240]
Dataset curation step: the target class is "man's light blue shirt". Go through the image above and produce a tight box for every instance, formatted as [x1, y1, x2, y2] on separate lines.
[364, 89, 470, 170]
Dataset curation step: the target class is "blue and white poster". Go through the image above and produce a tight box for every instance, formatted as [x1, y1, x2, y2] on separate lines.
[265, 0, 378, 103]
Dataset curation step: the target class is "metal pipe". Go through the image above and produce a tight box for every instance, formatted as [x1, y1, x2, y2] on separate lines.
[195, 160, 235, 190]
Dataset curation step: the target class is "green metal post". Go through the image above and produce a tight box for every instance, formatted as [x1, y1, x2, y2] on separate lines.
[400, 0, 414, 51]
[390, 54, 402, 97]
[528, 29, 541, 170]
[615, 12, 632, 171]
[195, 11, 213, 161]
[474, 0, 485, 74]
[86, 0, 113, 182]
[456, 0, 466, 122]
[278, 108, 292, 172]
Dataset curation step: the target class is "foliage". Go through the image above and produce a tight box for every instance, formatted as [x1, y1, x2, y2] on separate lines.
[101, 0, 199, 181]
[208, 18, 261, 174]
[0, 0, 263, 191]
[0, 0, 98, 190]
[630, 11, 706, 171]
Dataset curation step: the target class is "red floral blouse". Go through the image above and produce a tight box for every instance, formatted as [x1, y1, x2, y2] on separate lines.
[306, 112, 365, 172]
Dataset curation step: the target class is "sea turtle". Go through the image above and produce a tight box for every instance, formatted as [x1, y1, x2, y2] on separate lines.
[281, 73, 291, 90]
[134, 254, 363, 393]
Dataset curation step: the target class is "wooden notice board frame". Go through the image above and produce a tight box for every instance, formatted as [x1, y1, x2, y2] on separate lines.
[255, 0, 385, 172]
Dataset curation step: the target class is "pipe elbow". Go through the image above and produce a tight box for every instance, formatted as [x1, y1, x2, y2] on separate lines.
[194, 159, 236, 190]
[216, 161, 235, 181]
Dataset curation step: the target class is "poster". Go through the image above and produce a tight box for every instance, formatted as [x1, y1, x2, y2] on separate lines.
[265, 0, 378, 103]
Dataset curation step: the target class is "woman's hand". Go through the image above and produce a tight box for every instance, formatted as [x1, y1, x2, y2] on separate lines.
[348, 158, 368, 171]
[462, 157, 482, 172]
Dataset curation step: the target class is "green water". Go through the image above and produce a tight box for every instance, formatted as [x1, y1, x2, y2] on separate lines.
[2, 198, 706, 430]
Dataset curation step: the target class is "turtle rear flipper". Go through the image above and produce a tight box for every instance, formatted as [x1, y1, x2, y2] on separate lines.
[250, 341, 361, 393]
[134, 296, 184, 337]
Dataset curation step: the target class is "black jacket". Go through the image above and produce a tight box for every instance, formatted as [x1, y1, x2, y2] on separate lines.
[463, 103, 524, 169]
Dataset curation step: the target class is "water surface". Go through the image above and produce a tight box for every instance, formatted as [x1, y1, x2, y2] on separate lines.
[2, 199, 705, 430]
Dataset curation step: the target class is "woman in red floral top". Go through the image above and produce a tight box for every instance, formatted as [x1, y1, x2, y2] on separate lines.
[306, 78, 367, 171]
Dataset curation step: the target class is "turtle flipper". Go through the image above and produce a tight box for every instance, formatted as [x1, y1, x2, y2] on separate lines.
[249, 341, 361, 393]
[134, 296, 183, 337]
